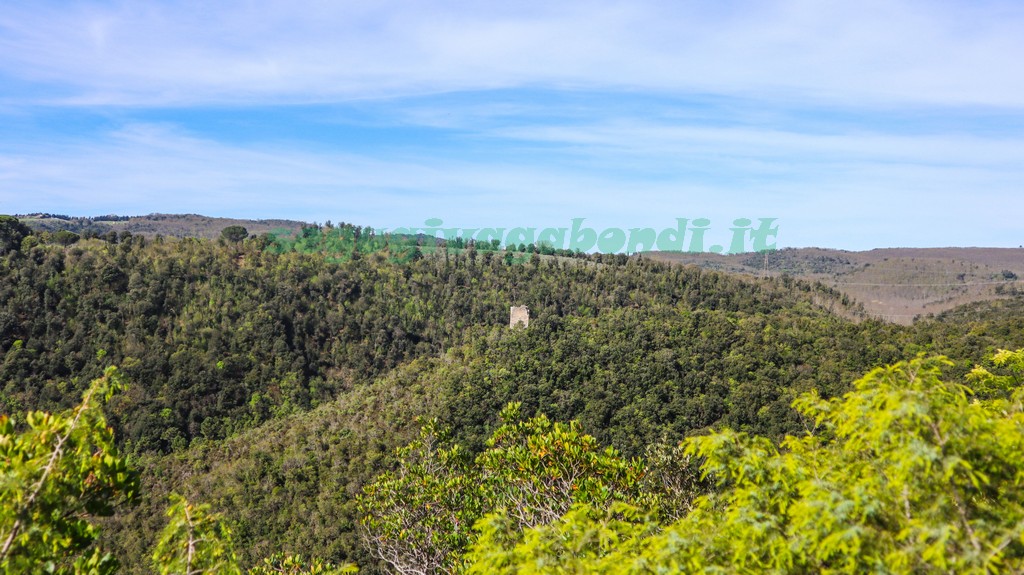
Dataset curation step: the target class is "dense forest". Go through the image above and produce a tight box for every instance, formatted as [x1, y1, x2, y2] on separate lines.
[2, 215, 1023, 573]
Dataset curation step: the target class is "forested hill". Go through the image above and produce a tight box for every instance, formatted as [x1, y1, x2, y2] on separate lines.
[0, 221, 858, 453]
[2, 217, 1023, 572]
[104, 294, 1024, 573]
[20, 212, 1024, 324]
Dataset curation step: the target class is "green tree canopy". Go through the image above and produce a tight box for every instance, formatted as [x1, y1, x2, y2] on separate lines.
[52, 230, 81, 247]
[0, 216, 31, 255]
[0, 363, 353, 574]
[221, 226, 249, 242]
[152, 494, 241, 575]
[358, 403, 653, 574]
[0, 366, 137, 575]
[465, 350, 1024, 574]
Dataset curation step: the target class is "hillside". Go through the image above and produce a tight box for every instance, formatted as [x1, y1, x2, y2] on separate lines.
[0, 223, 862, 452]
[647, 246, 1024, 323]
[3, 218, 1023, 572]
[101, 295, 1024, 573]
[17, 212, 307, 239]
[19, 214, 1024, 324]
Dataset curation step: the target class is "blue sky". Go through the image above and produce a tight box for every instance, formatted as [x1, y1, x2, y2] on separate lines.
[1, 1, 1022, 250]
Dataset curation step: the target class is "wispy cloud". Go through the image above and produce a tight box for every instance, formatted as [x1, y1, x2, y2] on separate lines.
[0, 1, 1021, 249]
[0, 122, 659, 223]
[2, 1, 1023, 107]
[1, 112, 1020, 249]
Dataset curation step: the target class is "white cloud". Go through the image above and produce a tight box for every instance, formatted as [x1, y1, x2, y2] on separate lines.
[489, 120, 1024, 171]
[1, 0, 1023, 107]
[1, 117, 1020, 250]
[1, 1, 1022, 250]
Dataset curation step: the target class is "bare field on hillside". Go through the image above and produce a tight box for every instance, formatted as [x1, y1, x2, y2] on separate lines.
[648, 247, 1024, 324]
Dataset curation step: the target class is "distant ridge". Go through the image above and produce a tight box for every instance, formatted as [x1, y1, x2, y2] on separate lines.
[16, 213, 308, 239]
[13, 213, 1023, 324]
[647, 247, 1024, 324]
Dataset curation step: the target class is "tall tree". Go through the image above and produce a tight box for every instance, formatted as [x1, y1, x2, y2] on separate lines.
[221, 226, 249, 242]
[0, 216, 31, 255]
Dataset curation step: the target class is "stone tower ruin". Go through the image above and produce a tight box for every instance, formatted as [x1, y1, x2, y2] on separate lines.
[510, 305, 530, 328]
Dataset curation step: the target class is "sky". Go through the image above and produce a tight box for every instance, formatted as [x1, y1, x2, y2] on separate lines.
[1, 1, 1022, 251]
